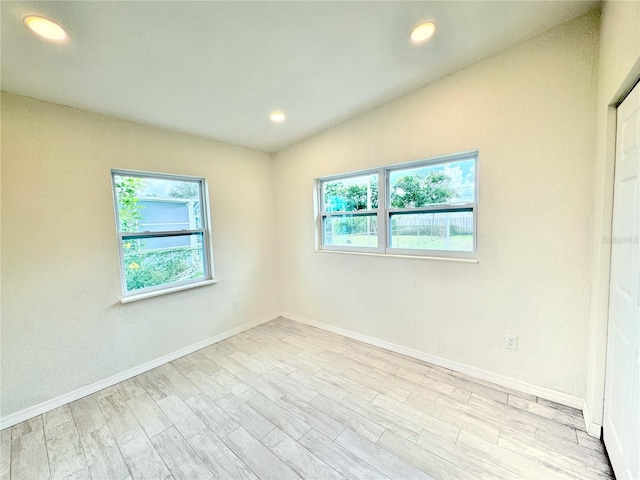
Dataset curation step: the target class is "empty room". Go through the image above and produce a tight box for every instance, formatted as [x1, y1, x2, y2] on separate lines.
[1, 1, 639, 479]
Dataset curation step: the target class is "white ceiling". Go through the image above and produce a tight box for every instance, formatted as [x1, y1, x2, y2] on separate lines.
[2, 1, 598, 153]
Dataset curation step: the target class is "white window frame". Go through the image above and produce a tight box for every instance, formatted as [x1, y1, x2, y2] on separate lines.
[317, 169, 385, 254]
[111, 169, 216, 303]
[316, 151, 478, 259]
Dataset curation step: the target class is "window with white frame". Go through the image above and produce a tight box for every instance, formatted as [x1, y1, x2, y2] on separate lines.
[112, 170, 214, 299]
[317, 152, 477, 258]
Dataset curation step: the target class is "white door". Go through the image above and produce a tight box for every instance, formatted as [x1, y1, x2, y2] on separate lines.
[604, 81, 640, 480]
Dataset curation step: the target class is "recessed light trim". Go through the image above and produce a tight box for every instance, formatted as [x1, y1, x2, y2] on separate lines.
[270, 111, 286, 123]
[410, 21, 436, 44]
[24, 15, 67, 41]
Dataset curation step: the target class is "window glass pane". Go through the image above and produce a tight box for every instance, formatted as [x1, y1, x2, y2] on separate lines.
[122, 233, 205, 292]
[323, 174, 378, 212]
[323, 215, 378, 247]
[390, 211, 474, 251]
[114, 175, 202, 232]
[389, 158, 475, 208]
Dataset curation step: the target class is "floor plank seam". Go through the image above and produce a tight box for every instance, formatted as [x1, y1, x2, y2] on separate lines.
[5, 318, 614, 480]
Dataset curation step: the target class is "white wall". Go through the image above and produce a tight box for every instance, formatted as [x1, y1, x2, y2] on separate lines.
[1, 8, 611, 420]
[0, 93, 279, 417]
[273, 12, 599, 399]
[585, 0, 640, 434]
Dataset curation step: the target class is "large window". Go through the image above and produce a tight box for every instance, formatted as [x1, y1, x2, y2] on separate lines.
[317, 152, 477, 258]
[112, 170, 215, 301]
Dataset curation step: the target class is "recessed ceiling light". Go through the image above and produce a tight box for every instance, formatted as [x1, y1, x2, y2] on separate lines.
[410, 21, 436, 44]
[270, 111, 286, 123]
[24, 15, 67, 41]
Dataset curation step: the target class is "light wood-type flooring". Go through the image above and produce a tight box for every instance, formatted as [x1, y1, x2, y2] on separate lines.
[1, 317, 614, 480]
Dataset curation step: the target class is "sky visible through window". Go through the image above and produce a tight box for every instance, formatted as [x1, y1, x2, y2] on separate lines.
[319, 156, 476, 254]
[322, 158, 475, 213]
[389, 158, 475, 203]
[138, 177, 199, 199]
[113, 172, 208, 294]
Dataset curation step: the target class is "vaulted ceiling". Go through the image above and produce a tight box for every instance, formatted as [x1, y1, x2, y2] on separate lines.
[2, 1, 598, 152]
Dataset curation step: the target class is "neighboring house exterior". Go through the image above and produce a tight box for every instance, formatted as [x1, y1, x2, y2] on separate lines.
[138, 197, 199, 250]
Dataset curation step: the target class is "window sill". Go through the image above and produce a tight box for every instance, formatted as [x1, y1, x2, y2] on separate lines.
[120, 278, 219, 304]
[315, 249, 478, 263]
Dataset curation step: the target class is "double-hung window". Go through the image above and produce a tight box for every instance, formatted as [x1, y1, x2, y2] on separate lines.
[112, 170, 215, 301]
[317, 151, 477, 258]
[320, 171, 382, 252]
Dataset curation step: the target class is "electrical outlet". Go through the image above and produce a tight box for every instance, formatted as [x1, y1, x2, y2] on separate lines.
[234, 299, 240, 310]
[505, 334, 517, 350]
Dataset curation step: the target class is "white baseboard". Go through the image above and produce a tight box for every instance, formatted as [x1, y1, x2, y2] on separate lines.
[582, 400, 603, 438]
[282, 312, 584, 410]
[2, 311, 589, 431]
[0, 312, 280, 430]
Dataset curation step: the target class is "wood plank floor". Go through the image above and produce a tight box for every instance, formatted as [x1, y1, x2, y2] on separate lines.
[2, 317, 614, 480]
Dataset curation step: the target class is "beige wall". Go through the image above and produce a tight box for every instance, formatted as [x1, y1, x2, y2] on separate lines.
[1, 7, 615, 420]
[0, 93, 279, 417]
[585, 0, 640, 432]
[273, 12, 599, 399]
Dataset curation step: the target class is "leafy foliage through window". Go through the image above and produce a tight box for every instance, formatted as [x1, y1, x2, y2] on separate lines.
[317, 153, 477, 257]
[112, 171, 213, 297]
[390, 171, 458, 208]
